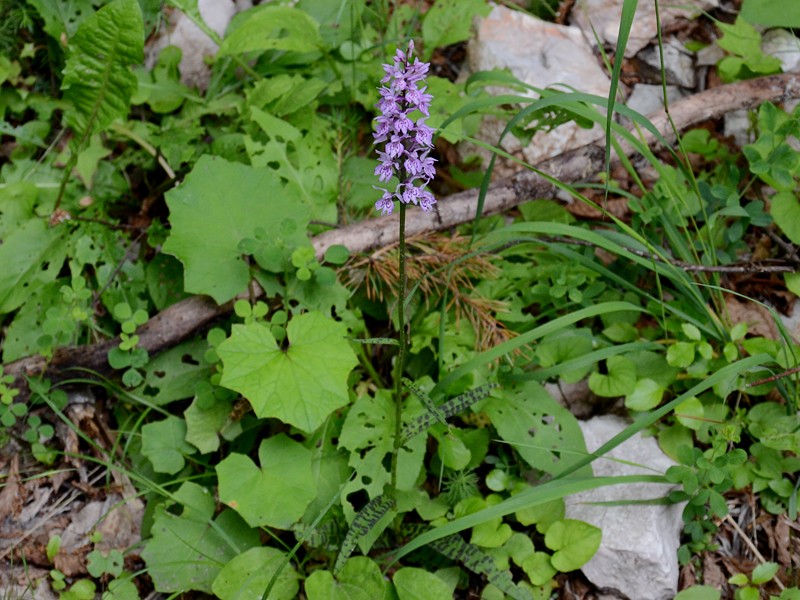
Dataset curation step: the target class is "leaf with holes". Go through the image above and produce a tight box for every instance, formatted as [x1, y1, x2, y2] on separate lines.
[162, 155, 310, 304]
[338, 390, 426, 526]
[483, 381, 589, 476]
[217, 312, 356, 433]
[217, 434, 316, 529]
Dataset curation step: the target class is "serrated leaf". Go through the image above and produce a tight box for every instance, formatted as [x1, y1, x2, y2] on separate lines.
[211, 547, 299, 600]
[544, 519, 601, 572]
[218, 312, 357, 433]
[483, 381, 588, 476]
[393, 567, 453, 600]
[219, 5, 323, 57]
[304, 557, 390, 600]
[141, 482, 259, 594]
[141, 416, 195, 474]
[162, 155, 310, 304]
[61, 0, 144, 139]
[217, 434, 316, 529]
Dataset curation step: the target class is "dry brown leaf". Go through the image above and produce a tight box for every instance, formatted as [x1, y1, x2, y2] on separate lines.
[725, 296, 780, 339]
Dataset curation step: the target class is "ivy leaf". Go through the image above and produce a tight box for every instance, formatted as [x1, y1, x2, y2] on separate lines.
[61, 0, 144, 139]
[218, 312, 357, 433]
[141, 482, 259, 594]
[588, 355, 637, 397]
[162, 155, 310, 304]
[393, 568, 453, 600]
[544, 519, 602, 572]
[211, 547, 299, 600]
[141, 416, 195, 474]
[217, 434, 316, 529]
[218, 5, 323, 58]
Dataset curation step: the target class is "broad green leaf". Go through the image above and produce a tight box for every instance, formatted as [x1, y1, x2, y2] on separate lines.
[393, 567, 453, 600]
[162, 155, 310, 304]
[140, 416, 195, 474]
[421, 0, 491, 60]
[141, 482, 259, 594]
[218, 312, 357, 433]
[625, 378, 664, 411]
[211, 547, 298, 600]
[184, 395, 235, 454]
[534, 332, 594, 384]
[515, 498, 564, 534]
[246, 109, 338, 222]
[0, 219, 68, 314]
[305, 557, 389, 600]
[219, 5, 323, 57]
[771, 191, 800, 244]
[483, 382, 589, 475]
[521, 551, 557, 586]
[544, 519, 601, 572]
[588, 355, 636, 397]
[751, 561, 779, 585]
[61, 0, 144, 138]
[27, 0, 100, 41]
[741, 0, 800, 27]
[217, 434, 316, 529]
[674, 396, 704, 430]
[673, 585, 721, 600]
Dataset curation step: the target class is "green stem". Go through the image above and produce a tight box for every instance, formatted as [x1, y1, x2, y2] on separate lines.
[390, 202, 408, 499]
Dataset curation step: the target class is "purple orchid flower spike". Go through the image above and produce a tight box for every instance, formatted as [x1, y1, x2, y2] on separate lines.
[373, 40, 437, 216]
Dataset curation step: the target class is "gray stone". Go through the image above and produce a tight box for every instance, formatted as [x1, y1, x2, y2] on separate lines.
[571, 0, 718, 58]
[762, 29, 800, 74]
[638, 38, 697, 88]
[625, 84, 686, 121]
[465, 5, 611, 167]
[724, 108, 753, 148]
[564, 415, 684, 600]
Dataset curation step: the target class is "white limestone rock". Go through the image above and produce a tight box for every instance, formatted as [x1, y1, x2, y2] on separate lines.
[565, 415, 684, 600]
[625, 83, 686, 122]
[762, 29, 800, 74]
[145, 0, 252, 89]
[570, 0, 718, 58]
[465, 5, 612, 168]
[638, 38, 697, 88]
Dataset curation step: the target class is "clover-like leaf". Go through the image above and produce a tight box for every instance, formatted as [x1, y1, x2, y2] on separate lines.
[588, 355, 637, 397]
[141, 416, 195, 474]
[217, 312, 357, 433]
[217, 434, 316, 529]
[162, 155, 310, 304]
[544, 519, 601, 572]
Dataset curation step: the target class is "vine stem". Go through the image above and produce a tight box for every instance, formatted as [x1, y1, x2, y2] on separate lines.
[390, 201, 408, 499]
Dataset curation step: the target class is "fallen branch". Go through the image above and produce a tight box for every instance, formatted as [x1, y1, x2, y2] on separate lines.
[6, 72, 800, 394]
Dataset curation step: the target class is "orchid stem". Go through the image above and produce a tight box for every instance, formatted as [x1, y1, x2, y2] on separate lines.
[390, 202, 408, 500]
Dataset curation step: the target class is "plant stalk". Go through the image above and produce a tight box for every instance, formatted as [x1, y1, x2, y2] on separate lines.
[390, 202, 408, 499]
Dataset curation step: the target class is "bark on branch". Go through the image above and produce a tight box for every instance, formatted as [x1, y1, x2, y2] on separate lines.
[6, 72, 800, 394]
